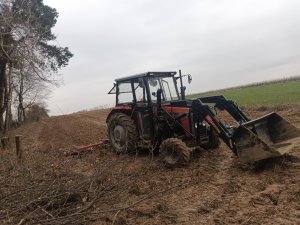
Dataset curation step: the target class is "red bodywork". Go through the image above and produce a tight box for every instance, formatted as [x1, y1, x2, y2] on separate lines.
[161, 106, 191, 137]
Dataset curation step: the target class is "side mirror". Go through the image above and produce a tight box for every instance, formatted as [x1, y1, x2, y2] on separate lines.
[188, 74, 192, 84]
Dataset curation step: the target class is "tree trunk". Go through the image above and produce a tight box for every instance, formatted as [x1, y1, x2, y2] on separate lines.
[18, 103, 26, 123]
[23, 106, 26, 122]
[0, 61, 7, 131]
[4, 63, 13, 134]
[17, 72, 26, 122]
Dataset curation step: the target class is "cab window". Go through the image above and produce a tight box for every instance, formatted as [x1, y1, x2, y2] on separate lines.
[117, 82, 133, 104]
[133, 79, 147, 102]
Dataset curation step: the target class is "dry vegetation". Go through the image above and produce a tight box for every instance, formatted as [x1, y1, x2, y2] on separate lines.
[0, 107, 300, 224]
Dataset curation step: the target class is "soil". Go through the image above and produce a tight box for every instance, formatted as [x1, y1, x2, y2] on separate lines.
[1, 107, 300, 224]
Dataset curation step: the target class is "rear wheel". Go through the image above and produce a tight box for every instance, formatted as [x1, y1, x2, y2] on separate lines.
[159, 138, 191, 168]
[107, 113, 138, 154]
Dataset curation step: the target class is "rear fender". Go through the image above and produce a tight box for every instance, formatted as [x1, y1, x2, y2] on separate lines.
[106, 106, 132, 123]
[106, 106, 145, 141]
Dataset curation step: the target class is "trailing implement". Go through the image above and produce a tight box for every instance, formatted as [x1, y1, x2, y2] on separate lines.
[106, 71, 300, 167]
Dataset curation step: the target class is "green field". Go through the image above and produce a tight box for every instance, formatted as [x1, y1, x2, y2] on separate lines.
[188, 79, 300, 107]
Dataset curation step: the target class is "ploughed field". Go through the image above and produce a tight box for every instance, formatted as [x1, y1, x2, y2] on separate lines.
[1, 107, 300, 225]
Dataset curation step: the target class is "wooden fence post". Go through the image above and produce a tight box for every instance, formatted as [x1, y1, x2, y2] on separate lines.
[1, 137, 9, 149]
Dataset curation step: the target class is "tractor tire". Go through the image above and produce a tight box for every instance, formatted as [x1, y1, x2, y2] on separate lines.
[107, 113, 138, 154]
[202, 129, 220, 150]
[159, 138, 191, 168]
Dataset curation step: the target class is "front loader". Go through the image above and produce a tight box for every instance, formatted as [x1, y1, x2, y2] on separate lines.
[106, 71, 300, 167]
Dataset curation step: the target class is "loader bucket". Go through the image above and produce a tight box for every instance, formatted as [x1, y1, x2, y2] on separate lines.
[233, 112, 300, 163]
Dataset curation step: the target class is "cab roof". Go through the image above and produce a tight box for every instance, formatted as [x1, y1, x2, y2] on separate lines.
[115, 71, 177, 82]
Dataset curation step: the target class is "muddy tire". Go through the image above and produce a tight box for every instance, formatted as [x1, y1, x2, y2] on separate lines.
[159, 138, 191, 168]
[107, 113, 138, 154]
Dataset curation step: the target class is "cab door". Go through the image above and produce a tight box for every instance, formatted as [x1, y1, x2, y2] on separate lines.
[132, 78, 152, 140]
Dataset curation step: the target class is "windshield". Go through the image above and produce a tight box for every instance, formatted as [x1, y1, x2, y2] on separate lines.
[148, 76, 179, 101]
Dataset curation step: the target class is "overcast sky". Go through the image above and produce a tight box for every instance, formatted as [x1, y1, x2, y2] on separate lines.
[43, 0, 300, 115]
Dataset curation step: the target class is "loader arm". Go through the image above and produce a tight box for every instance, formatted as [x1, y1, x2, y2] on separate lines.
[191, 96, 300, 163]
[191, 98, 236, 151]
[199, 95, 250, 124]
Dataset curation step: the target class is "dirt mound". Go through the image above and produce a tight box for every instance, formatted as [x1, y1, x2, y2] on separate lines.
[38, 109, 110, 151]
[1, 107, 300, 224]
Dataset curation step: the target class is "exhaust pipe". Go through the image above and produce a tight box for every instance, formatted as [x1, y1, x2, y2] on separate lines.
[233, 112, 300, 163]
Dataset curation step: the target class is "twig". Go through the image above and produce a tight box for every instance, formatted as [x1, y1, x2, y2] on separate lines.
[17, 218, 25, 225]
[241, 216, 253, 225]
[111, 210, 121, 225]
[120, 183, 183, 210]
[0, 184, 49, 202]
[38, 206, 55, 218]
[37, 183, 184, 224]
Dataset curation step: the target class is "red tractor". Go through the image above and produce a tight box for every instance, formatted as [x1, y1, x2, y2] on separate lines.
[106, 71, 300, 167]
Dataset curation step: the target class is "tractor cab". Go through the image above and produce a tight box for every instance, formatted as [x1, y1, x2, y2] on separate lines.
[108, 72, 182, 106]
[107, 71, 193, 150]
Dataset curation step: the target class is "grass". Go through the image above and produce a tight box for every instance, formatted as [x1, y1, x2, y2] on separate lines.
[188, 79, 300, 107]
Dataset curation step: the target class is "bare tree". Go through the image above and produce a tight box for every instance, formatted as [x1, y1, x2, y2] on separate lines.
[26, 102, 49, 122]
[13, 66, 50, 122]
[0, 0, 73, 132]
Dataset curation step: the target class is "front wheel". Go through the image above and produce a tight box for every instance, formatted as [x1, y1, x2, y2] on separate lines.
[107, 113, 138, 154]
[159, 138, 191, 168]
